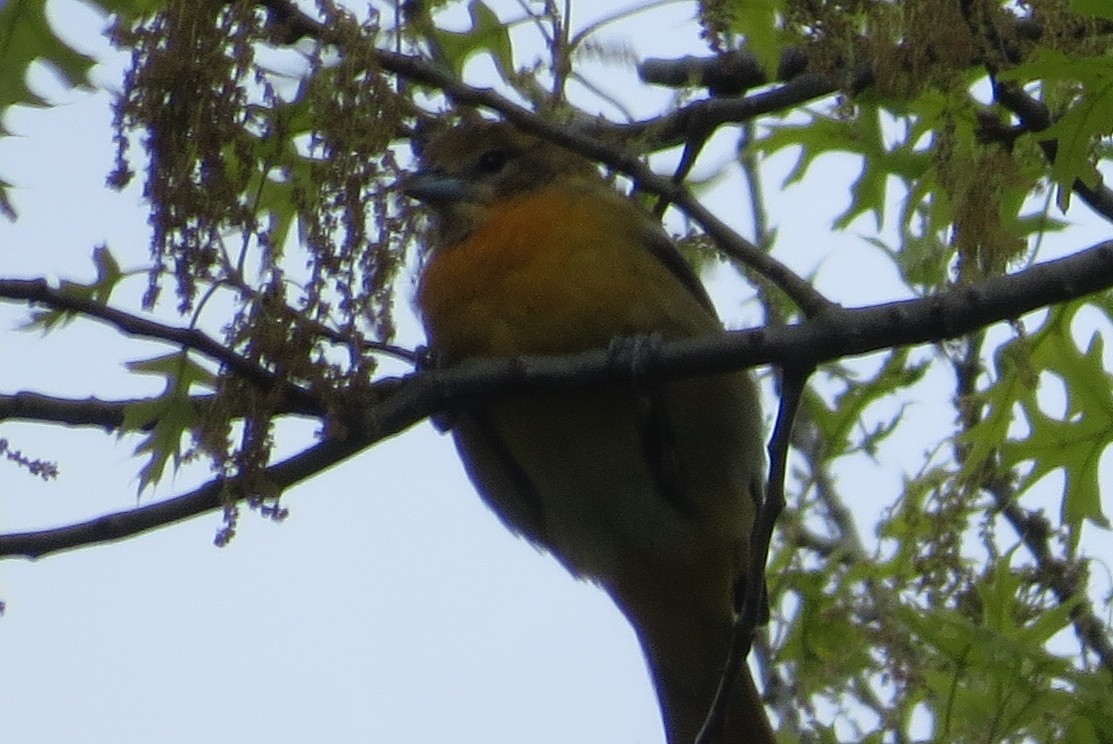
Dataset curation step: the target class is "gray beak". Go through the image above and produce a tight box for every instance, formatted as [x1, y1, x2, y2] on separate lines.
[402, 172, 475, 205]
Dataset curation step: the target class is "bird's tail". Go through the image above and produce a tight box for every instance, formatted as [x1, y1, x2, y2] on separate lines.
[635, 609, 775, 744]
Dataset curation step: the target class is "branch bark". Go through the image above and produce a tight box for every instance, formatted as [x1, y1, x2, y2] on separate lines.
[5, 238, 1113, 559]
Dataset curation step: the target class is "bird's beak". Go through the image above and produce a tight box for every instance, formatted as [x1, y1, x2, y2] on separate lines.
[402, 172, 475, 205]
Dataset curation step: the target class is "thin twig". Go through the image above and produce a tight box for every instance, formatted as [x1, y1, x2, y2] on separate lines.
[990, 480, 1113, 675]
[651, 127, 711, 218]
[0, 279, 322, 413]
[0, 391, 320, 430]
[696, 367, 809, 744]
[994, 81, 1113, 224]
[612, 72, 840, 150]
[0, 427, 376, 559]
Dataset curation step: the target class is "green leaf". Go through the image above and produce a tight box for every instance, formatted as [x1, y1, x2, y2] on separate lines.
[1042, 86, 1113, 211]
[238, 106, 311, 253]
[1000, 50, 1113, 210]
[89, 244, 122, 302]
[777, 570, 872, 698]
[1001, 325, 1113, 535]
[433, 0, 514, 81]
[1070, 0, 1113, 21]
[1070, 669, 1113, 742]
[122, 351, 215, 492]
[805, 348, 928, 461]
[725, 0, 786, 78]
[126, 350, 216, 389]
[896, 599, 1076, 741]
[0, 0, 94, 122]
[0, 0, 95, 213]
[0, 0, 166, 213]
[964, 302, 1113, 545]
[863, 228, 949, 293]
[0, 175, 15, 220]
[21, 245, 126, 331]
[755, 105, 930, 230]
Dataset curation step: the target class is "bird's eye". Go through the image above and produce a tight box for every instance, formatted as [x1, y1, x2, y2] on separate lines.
[476, 149, 509, 174]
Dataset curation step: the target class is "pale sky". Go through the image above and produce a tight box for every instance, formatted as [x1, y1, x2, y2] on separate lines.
[3, 2, 1111, 743]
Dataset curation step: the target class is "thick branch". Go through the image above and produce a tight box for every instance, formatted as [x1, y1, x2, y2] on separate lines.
[1, 393, 136, 430]
[5, 239, 1112, 558]
[422, 240, 1113, 401]
[609, 73, 839, 150]
[638, 47, 812, 96]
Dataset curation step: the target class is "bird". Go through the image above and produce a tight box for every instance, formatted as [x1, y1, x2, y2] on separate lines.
[405, 119, 774, 744]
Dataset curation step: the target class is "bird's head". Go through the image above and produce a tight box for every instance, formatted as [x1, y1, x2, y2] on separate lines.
[403, 120, 598, 247]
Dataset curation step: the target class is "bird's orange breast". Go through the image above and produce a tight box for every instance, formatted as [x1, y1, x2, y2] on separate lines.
[417, 184, 713, 361]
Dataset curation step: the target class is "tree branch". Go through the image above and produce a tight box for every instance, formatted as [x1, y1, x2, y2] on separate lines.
[0, 278, 323, 414]
[638, 47, 812, 97]
[614, 73, 840, 151]
[1, 392, 138, 430]
[0, 427, 377, 559]
[421, 239, 1113, 401]
[994, 81, 1113, 224]
[6, 238, 1111, 564]
[0, 391, 321, 430]
[0, 373, 438, 559]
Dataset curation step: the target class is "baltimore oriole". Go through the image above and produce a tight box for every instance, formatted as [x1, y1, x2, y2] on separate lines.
[406, 120, 774, 744]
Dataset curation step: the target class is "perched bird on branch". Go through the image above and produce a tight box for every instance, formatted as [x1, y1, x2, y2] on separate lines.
[406, 119, 773, 744]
